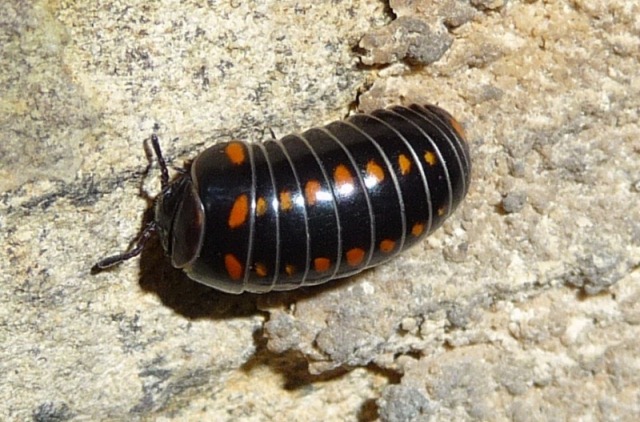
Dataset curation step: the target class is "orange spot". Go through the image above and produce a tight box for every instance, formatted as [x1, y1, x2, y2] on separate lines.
[346, 248, 365, 267]
[450, 116, 467, 139]
[305, 180, 321, 206]
[224, 254, 243, 280]
[256, 197, 267, 217]
[411, 223, 425, 237]
[228, 194, 249, 228]
[424, 151, 437, 166]
[280, 191, 292, 211]
[438, 206, 446, 216]
[314, 257, 331, 273]
[334, 164, 354, 187]
[225, 142, 245, 165]
[380, 239, 396, 253]
[398, 154, 411, 175]
[254, 262, 268, 277]
[285, 264, 295, 276]
[366, 160, 385, 183]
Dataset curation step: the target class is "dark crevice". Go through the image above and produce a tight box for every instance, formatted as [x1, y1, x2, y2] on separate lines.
[380, 0, 397, 21]
[346, 86, 364, 117]
[241, 327, 349, 390]
[240, 327, 400, 422]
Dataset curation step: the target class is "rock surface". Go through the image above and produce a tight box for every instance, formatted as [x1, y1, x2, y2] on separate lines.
[1, 0, 639, 420]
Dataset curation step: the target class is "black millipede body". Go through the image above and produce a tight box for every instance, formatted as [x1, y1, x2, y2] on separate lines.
[94, 104, 471, 294]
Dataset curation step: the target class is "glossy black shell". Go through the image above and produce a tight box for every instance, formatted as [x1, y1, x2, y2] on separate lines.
[156, 104, 471, 294]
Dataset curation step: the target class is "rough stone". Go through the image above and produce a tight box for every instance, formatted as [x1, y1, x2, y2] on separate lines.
[359, 17, 453, 66]
[501, 191, 527, 214]
[2, 0, 639, 420]
[377, 385, 432, 422]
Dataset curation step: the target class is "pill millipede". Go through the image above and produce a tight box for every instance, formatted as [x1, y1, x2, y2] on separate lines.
[94, 103, 471, 294]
